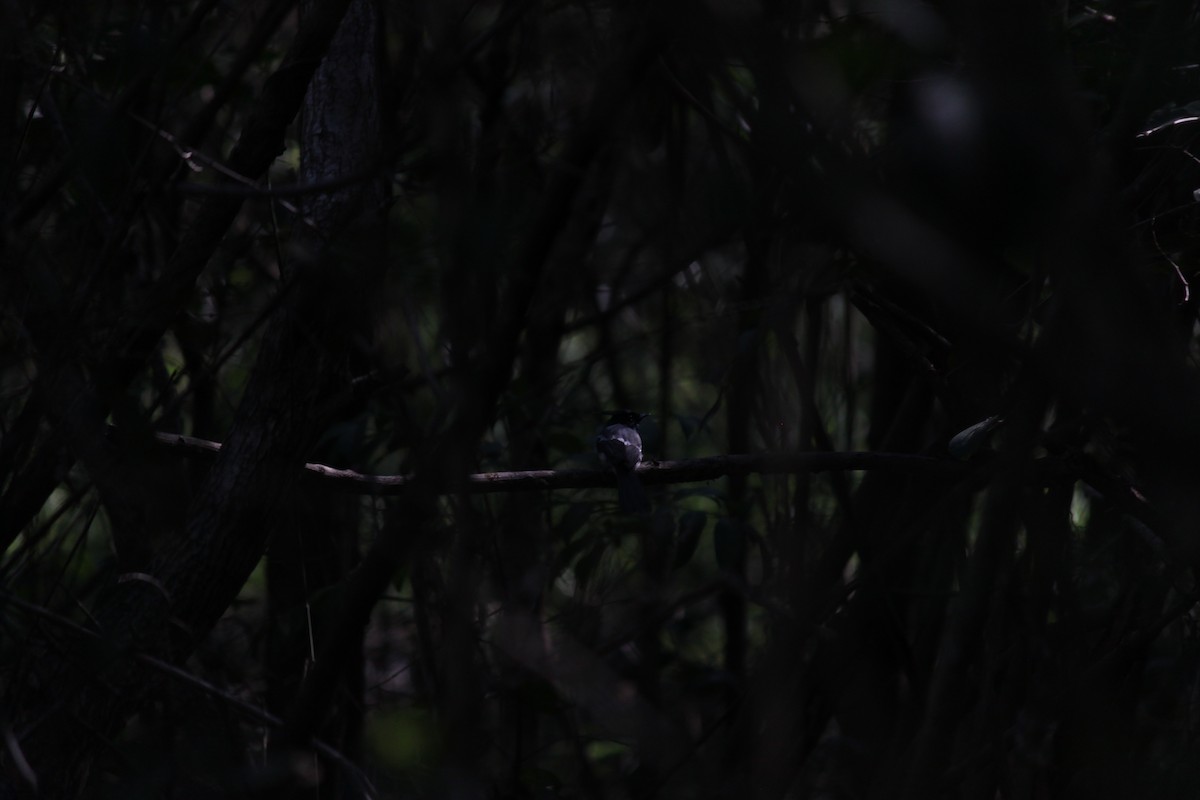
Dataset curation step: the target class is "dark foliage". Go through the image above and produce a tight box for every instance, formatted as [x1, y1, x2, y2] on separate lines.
[3, 0, 1200, 797]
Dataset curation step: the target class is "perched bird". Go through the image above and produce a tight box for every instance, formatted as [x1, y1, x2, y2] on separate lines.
[596, 411, 651, 513]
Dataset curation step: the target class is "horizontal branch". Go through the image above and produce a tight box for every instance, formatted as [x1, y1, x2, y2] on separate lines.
[143, 429, 963, 496]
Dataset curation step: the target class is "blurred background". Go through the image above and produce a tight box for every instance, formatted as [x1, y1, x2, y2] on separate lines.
[3, 0, 1200, 797]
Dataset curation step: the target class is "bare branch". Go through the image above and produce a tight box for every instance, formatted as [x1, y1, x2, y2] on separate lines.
[142, 428, 962, 495]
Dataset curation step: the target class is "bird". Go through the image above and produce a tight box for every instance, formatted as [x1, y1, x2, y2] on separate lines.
[596, 411, 651, 513]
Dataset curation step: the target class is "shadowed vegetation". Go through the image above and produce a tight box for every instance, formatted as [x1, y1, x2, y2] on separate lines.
[3, 1, 1200, 797]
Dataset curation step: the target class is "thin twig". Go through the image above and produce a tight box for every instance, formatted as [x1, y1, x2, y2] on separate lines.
[0, 591, 377, 799]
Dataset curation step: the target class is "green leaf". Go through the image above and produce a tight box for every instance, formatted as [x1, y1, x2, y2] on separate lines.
[948, 415, 1004, 460]
[364, 708, 439, 771]
[574, 544, 606, 589]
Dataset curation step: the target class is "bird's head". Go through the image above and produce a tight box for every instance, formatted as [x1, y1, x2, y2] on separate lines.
[606, 410, 649, 427]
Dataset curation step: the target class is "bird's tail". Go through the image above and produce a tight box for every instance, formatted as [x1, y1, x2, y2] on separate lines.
[616, 471, 650, 513]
